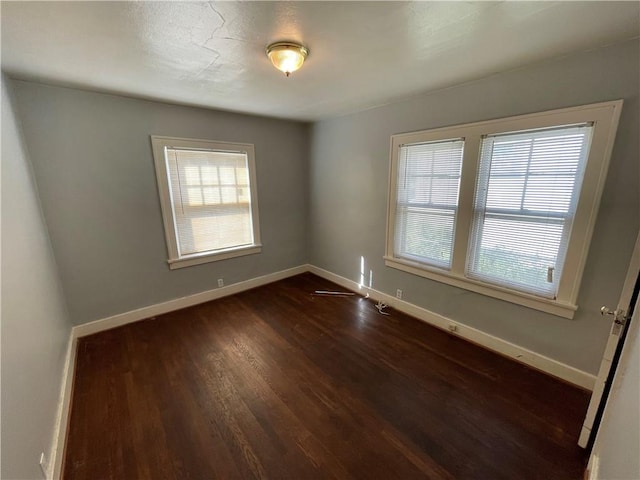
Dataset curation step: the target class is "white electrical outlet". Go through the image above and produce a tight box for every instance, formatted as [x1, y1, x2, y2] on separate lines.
[39, 452, 48, 477]
[217, 278, 224, 288]
[396, 289, 403, 299]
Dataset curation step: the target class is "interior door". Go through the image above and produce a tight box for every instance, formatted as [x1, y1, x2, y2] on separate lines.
[578, 231, 640, 448]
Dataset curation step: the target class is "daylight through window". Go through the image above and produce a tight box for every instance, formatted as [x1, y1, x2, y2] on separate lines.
[467, 124, 593, 298]
[385, 101, 622, 318]
[151, 137, 261, 269]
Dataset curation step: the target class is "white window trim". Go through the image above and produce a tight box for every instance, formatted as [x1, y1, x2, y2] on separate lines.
[385, 100, 623, 319]
[151, 135, 262, 270]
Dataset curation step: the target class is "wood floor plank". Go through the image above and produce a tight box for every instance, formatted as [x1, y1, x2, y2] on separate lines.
[63, 273, 589, 479]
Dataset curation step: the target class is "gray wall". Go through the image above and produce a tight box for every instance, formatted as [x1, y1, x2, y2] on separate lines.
[1, 77, 72, 479]
[11, 82, 310, 325]
[309, 39, 640, 375]
[7, 40, 638, 376]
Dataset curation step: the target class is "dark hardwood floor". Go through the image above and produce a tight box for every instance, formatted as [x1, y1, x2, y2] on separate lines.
[63, 273, 589, 479]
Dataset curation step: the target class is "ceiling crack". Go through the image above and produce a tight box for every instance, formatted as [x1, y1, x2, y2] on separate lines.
[186, 2, 226, 74]
[205, 2, 226, 45]
[194, 53, 221, 78]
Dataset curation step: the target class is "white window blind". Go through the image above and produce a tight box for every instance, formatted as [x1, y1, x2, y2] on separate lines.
[466, 124, 593, 298]
[394, 139, 464, 269]
[166, 147, 255, 257]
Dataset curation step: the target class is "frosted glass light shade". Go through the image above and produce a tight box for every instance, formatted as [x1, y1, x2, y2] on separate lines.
[266, 42, 309, 77]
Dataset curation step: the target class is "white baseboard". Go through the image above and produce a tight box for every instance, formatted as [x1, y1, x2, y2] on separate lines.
[49, 332, 77, 480]
[73, 265, 309, 338]
[72, 262, 596, 387]
[308, 265, 596, 391]
[50, 264, 307, 479]
[51, 262, 595, 478]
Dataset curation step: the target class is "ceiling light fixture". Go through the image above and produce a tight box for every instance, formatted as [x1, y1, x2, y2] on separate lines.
[266, 42, 309, 77]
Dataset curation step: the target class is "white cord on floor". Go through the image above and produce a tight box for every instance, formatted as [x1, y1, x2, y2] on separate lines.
[375, 301, 390, 315]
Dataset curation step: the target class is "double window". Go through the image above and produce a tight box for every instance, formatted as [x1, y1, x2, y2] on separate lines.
[386, 101, 622, 318]
[151, 136, 261, 269]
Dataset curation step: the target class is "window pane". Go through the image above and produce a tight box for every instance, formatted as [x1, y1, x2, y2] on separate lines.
[402, 208, 456, 266]
[524, 175, 575, 212]
[165, 147, 255, 257]
[394, 138, 464, 269]
[219, 166, 236, 185]
[202, 187, 221, 205]
[220, 186, 237, 204]
[186, 187, 203, 206]
[184, 165, 201, 186]
[469, 215, 563, 294]
[236, 167, 249, 185]
[467, 124, 593, 297]
[238, 187, 249, 203]
[201, 165, 219, 185]
[194, 210, 251, 253]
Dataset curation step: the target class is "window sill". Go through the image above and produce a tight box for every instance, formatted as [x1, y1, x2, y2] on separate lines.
[384, 256, 577, 319]
[168, 244, 262, 270]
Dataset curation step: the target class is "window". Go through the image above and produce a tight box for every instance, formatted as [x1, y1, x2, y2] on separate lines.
[151, 136, 261, 269]
[386, 101, 622, 318]
[394, 139, 464, 269]
[467, 125, 593, 298]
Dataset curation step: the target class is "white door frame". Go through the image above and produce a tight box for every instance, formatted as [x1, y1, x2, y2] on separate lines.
[578, 230, 640, 447]
[585, 284, 640, 478]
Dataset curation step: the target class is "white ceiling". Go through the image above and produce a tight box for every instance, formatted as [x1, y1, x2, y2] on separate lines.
[2, 1, 639, 121]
